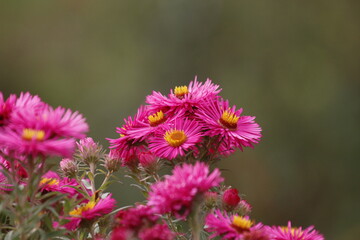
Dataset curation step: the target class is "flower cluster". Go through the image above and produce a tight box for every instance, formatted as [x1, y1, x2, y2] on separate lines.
[108, 77, 262, 166]
[0, 79, 325, 240]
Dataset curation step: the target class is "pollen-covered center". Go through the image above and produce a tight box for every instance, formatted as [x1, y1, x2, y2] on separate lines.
[69, 200, 96, 217]
[22, 128, 45, 141]
[219, 110, 239, 130]
[40, 178, 59, 186]
[231, 216, 253, 233]
[174, 86, 189, 99]
[164, 130, 187, 147]
[148, 111, 166, 127]
[281, 226, 298, 235]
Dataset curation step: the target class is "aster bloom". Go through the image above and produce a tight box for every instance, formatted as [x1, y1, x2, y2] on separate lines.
[0, 92, 17, 127]
[148, 162, 223, 218]
[196, 99, 262, 153]
[146, 77, 221, 114]
[64, 194, 116, 231]
[107, 106, 148, 164]
[39, 171, 81, 198]
[148, 118, 203, 160]
[138, 224, 175, 240]
[266, 222, 324, 240]
[127, 108, 184, 142]
[0, 92, 88, 157]
[112, 205, 174, 240]
[205, 210, 265, 240]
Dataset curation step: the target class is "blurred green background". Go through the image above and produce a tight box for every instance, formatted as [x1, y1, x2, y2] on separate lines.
[1, 1, 359, 239]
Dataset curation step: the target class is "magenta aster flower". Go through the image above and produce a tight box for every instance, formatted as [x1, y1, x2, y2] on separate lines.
[205, 210, 265, 240]
[148, 162, 223, 218]
[111, 204, 173, 240]
[107, 106, 148, 164]
[39, 171, 81, 198]
[266, 222, 324, 240]
[138, 224, 175, 240]
[148, 118, 203, 160]
[64, 194, 116, 231]
[196, 99, 262, 153]
[0, 127, 75, 157]
[146, 77, 221, 114]
[0, 92, 17, 127]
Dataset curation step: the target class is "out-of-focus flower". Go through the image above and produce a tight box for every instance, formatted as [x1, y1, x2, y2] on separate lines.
[148, 162, 223, 218]
[64, 194, 116, 231]
[197, 99, 261, 154]
[265, 222, 324, 240]
[238, 200, 252, 215]
[205, 210, 265, 240]
[0, 92, 88, 157]
[148, 118, 203, 160]
[39, 171, 80, 198]
[138, 224, 175, 240]
[112, 205, 174, 240]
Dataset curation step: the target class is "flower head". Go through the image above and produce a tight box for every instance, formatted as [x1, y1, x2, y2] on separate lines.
[148, 118, 203, 160]
[223, 188, 241, 208]
[146, 77, 221, 114]
[196, 99, 261, 153]
[148, 162, 223, 218]
[39, 171, 80, 198]
[64, 194, 116, 230]
[266, 221, 324, 240]
[205, 210, 265, 240]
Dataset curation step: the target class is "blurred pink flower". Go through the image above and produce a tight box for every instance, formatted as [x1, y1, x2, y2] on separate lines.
[265, 221, 324, 240]
[148, 162, 223, 218]
[205, 210, 265, 240]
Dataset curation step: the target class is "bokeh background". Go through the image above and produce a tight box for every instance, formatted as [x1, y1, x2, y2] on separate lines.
[1, 1, 359, 239]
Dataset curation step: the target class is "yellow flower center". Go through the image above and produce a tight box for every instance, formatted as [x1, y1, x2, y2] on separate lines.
[164, 130, 187, 147]
[174, 86, 189, 99]
[22, 128, 45, 141]
[232, 216, 253, 232]
[40, 178, 59, 186]
[69, 200, 97, 217]
[281, 226, 298, 235]
[148, 111, 166, 127]
[219, 110, 239, 130]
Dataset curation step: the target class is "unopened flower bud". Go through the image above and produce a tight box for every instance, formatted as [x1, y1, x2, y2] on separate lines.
[238, 199, 252, 215]
[204, 191, 218, 208]
[104, 152, 121, 172]
[60, 158, 77, 178]
[223, 188, 241, 209]
[76, 137, 103, 164]
[139, 151, 157, 170]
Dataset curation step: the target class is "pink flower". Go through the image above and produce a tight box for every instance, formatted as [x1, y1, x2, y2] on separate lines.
[64, 194, 116, 231]
[196, 99, 262, 153]
[148, 118, 203, 160]
[107, 106, 148, 164]
[146, 77, 221, 114]
[265, 222, 324, 240]
[205, 210, 265, 240]
[148, 162, 223, 218]
[0, 92, 88, 157]
[39, 171, 81, 198]
[139, 224, 175, 240]
[0, 127, 75, 157]
[0, 92, 17, 127]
